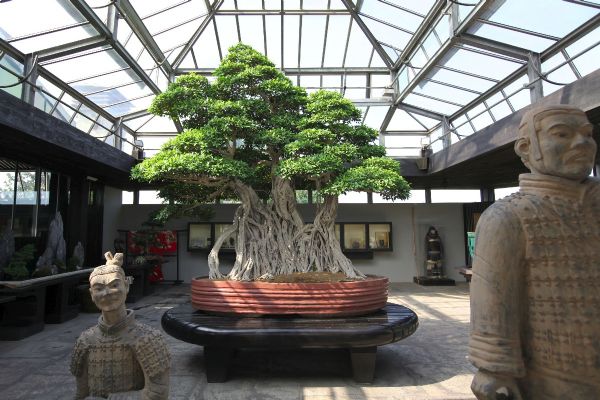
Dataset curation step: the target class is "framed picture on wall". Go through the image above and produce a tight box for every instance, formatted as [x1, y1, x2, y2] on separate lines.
[188, 223, 211, 251]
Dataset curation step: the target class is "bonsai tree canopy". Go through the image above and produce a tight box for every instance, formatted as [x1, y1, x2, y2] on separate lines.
[132, 43, 410, 281]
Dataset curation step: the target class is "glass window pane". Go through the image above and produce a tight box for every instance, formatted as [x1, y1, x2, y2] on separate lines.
[369, 223, 391, 249]
[431, 189, 480, 203]
[215, 223, 235, 249]
[343, 224, 366, 250]
[0, 167, 15, 233]
[13, 169, 37, 237]
[138, 190, 163, 204]
[338, 191, 368, 203]
[188, 223, 211, 250]
[494, 187, 519, 199]
[122, 191, 134, 205]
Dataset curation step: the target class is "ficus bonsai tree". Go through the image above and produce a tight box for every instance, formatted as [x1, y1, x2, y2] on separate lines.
[132, 43, 410, 281]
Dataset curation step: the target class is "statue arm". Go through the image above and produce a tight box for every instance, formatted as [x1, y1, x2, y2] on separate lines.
[469, 205, 526, 399]
[70, 337, 90, 399]
[134, 330, 171, 400]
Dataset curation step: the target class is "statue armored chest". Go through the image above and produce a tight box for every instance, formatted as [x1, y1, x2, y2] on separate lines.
[85, 330, 145, 397]
[514, 191, 600, 380]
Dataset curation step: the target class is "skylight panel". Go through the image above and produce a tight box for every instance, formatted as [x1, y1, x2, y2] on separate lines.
[343, 75, 367, 99]
[103, 94, 154, 117]
[136, 115, 178, 133]
[299, 75, 321, 94]
[239, 16, 265, 54]
[43, 49, 129, 82]
[483, 0, 598, 38]
[384, 135, 426, 149]
[215, 16, 241, 57]
[566, 25, 600, 77]
[363, 106, 387, 130]
[361, 17, 411, 55]
[124, 114, 154, 132]
[387, 109, 428, 132]
[284, 0, 302, 10]
[429, 67, 497, 93]
[190, 21, 222, 68]
[413, 80, 479, 107]
[323, 15, 351, 67]
[409, 112, 441, 130]
[300, 16, 327, 67]
[369, 74, 390, 98]
[468, 22, 556, 53]
[360, 1, 423, 32]
[385, 0, 436, 15]
[441, 48, 523, 81]
[283, 15, 300, 68]
[265, 15, 282, 67]
[404, 92, 461, 115]
[345, 23, 375, 67]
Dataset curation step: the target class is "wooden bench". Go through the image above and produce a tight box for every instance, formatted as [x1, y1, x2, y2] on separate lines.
[459, 268, 472, 282]
[162, 302, 418, 383]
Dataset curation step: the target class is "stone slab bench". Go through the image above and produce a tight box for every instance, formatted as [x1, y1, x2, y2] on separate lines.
[162, 302, 418, 383]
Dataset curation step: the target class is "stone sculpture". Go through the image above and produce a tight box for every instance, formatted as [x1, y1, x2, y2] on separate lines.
[35, 211, 66, 270]
[469, 104, 600, 399]
[71, 242, 85, 270]
[70, 252, 170, 400]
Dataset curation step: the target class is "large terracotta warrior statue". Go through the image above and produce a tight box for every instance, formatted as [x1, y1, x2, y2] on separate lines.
[71, 252, 170, 400]
[469, 104, 600, 399]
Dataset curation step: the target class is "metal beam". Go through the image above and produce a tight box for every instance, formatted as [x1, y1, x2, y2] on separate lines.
[340, 0, 394, 69]
[216, 9, 350, 15]
[394, 0, 496, 107]
[21, 54, 38, 105]
[175, 67, 390, 75]
[527, 52, 543, 102]
[36, 36, 108, 63]
[393, 0, 446, 69]
[171, 0, 224, 68]
[69, 0, 162, 94]
[458, 33, 530, 61]
[114, 0, 174, 77]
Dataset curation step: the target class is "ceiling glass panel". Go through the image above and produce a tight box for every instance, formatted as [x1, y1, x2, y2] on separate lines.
[409, 112, 441, 130]
[0, 0, 94, 48]
[360, 1, 423, 31]
[135, 115, 178, 133]
[413, 80, 479, 107]
[387, 109, 428, 131]
[239, 16, 266, 54]
[300, 16, 327, 67]
[215, 16, 240, 58]
[265, 15, 282, 68]
[190, 21, 223, 68]
[363, 106, 388, 130]
[482, 0, 598, 38]
[323, 15, 351, 67]
[345, 22, 378, 67]
[441, 47, 524, 80]
[283, 15, 300, 68]
[468, 22, 556, 53]
[404, 93, 461, 115]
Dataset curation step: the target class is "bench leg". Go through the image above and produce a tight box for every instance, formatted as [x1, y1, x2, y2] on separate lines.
[204, 346, 234, 383]
[350, 346, 377, 383]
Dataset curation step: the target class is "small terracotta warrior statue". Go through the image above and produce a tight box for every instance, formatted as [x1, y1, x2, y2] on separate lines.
[425, 226, 443, 277]
[71, 252, 170, 400]
[469, 105, 600, 399]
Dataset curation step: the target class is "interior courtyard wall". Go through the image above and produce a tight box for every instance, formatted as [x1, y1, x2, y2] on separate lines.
[103, 187, 467, 283]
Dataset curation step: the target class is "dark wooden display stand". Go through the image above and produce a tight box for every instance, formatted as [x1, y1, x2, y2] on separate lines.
[0, 268, 92, 340]
[413, 276, 456, 286]
[162, 302, 418, 383]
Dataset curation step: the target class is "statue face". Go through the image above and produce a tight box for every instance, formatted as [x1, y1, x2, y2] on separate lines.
[89, 272, 128, 312]
[531, 112, 596, 181]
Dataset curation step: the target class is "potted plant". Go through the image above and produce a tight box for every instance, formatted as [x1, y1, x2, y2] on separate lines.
[132, 44, 410, 316]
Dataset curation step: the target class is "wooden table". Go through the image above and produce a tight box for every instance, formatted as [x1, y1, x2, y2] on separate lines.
[162, 302, 418, 383]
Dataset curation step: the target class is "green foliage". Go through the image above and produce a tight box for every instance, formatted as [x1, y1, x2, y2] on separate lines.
[134, 43, 411, 217]
[4, 244, 35, 280]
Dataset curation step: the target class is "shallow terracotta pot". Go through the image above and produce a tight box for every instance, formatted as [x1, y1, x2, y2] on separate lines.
[191, 275, 388, 317]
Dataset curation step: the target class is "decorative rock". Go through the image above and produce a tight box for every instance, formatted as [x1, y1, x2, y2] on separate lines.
[72, 242, 85, 270]
[35, 212, 66, 270]
[70, 252, 170, 399]
[469, 105, 600, 399]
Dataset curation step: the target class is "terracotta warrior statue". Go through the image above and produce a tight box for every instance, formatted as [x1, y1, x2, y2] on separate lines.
[425, 226, 443, 277]
[469, 104, 600, 399]
[71, 252, 170, 400]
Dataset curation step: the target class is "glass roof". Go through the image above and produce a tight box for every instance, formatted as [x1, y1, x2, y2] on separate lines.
[0, 0, 599, 158]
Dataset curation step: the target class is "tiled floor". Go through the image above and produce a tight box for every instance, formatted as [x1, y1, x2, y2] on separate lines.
[0, 282, 475, 400]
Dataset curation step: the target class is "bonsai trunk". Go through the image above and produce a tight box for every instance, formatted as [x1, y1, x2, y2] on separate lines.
[207, 179, 364, 281]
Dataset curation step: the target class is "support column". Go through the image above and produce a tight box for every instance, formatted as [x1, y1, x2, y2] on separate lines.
[425, 188, 432, 204]
[442, 117, 451, 149]
[21, 54, 38, 105]
[480, 188, 495, 203]
[527, 52, 543, 103]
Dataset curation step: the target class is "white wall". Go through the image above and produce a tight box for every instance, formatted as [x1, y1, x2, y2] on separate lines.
[103, 188, 467, 283]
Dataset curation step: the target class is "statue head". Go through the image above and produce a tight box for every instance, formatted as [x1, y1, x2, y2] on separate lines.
[89, 252, 129, 312]
[515, 104, 596, 181]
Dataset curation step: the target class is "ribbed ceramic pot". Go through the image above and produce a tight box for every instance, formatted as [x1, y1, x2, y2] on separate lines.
[191, 275, 388, 317]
